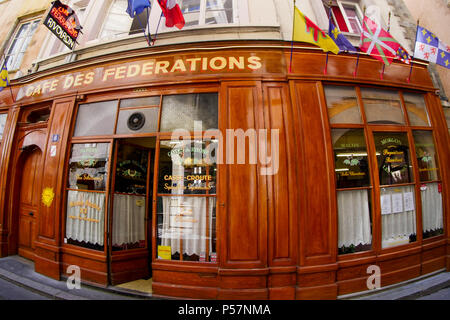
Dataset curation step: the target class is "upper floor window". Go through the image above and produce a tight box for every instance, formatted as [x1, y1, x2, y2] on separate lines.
[5, 18, 40, 70]
[323, 0, 363, 35]
[99, 0, 150, 39]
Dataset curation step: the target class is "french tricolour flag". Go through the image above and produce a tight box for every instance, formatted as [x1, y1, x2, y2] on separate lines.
[157, 0, 185, 30]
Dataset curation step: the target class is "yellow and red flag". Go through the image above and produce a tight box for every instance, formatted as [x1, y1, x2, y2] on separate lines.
[293, 6, 339, 54]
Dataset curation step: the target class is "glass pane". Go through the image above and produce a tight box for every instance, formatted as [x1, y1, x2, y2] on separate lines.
[158, 140, 217, 195]
[157, 195, 216, 261]
[66, 190, 105, 250]
[100, 0, 132, 38]
[420, 182, 444, 239]
[120, 96, 160, 108]
[443, 107, 450, 135]
[68, 143, 110, 191]
[337, 189, 372, 254]
[180, 0, 200, 27]
[403, 92, 430, 126]
[332, 128, 370, 188]
[116, 107, 159, 134]
[112, 144, 149, 251]
[361, 88, 405, 125]
[343, 5, 361, 34]
[0, 113, 7, 139]
[205, 0, 233, 24]
[380, 185, 417, 248]
[412, 131, 440, 182]
[373, 132, 413, 185]
[324, 86, 362, 124]
[160, 93, 218, 132]
[73, 100, 117, 136]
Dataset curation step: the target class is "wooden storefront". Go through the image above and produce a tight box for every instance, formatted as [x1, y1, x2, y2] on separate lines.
[0, 40, 448, 299]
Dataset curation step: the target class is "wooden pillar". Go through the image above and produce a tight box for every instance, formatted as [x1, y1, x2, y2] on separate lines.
[0, 106, 20, 257]
[290, 80, 338, 299]
[217, 81, 269, 299]
[34, 96, 76, 279]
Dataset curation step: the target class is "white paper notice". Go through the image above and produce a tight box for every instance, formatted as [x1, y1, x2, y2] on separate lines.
[50, 145, 57, 157]
[391, 193, 403, 213]
[404, 192, 415, 212]
[381, 194, 392, 215]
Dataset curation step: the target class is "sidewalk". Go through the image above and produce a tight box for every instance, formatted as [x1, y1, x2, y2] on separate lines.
[0, 255, 449, 300]
[0, 255, 154, 300]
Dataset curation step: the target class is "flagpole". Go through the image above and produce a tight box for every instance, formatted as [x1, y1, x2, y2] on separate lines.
[380, 11, 391, 79]
[354, 6, 366, 77]
[289, 0, 296, 73]
[407, 19, 419, 83]
[0, 55, 15, 104]
[324, 1, 332, 75]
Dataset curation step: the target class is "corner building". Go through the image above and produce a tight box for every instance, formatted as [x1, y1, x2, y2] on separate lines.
[0, 0, 449, 299]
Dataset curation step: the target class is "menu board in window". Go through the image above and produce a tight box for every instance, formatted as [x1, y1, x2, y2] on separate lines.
[332, 128, 370, 188]
[68, 143, 110, 191]
[373, 133, 413, 185]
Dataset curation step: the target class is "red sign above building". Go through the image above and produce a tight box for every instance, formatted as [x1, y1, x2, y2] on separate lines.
[43, 0, 82, 50]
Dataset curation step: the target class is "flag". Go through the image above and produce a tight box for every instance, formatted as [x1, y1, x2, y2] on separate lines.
[328, 17, 357, 52]
[293, 6, 339, 54]
[0, 63, 9, 92]
[360, 16, 401, 65]
[414, 26, 450, 69]
[157, 0, 185, 30]
[396, 46, 411, 64]
[126, 0, 151, 18]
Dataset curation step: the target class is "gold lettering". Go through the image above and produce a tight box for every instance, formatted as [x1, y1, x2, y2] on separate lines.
[84, 72, 94, 85]
[73, 74, 84, 87]
[115, 66, 126, 79]
[50, 79, 59, 92]
[170, 59, 187, 72]
[209, 56, 227, 70]
[155, 61, 169, 74]
[228, 56, 245, 70]
[141, 61, 154, 75]
[103, 68, 116, 81]
[186, 58, 201, 71]
[247, 56, 262, 70]
[63, 75, 74, 89]
[127, 64, 141, 78]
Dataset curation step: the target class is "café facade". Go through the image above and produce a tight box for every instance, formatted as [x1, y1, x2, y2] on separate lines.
[0, 40, 449, 299]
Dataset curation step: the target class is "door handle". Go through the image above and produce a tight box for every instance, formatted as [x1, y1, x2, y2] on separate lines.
[28, 212, 34, 216]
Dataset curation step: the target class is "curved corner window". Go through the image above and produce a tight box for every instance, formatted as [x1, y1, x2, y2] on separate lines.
[325, 86, 362, 124]
[361, 88, 405, 125]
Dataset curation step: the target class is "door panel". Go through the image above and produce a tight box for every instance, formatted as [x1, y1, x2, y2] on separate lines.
[17, 147, 43, 259]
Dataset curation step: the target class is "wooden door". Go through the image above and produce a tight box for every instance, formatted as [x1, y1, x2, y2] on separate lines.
[18, 146, 43, 260]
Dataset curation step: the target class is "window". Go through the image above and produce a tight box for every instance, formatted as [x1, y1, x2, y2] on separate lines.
[66, 92, 218, 263]
[324, 0, 363, 35]
[5, 19, 40, 70]
[160, 0, 235, 31]
[99, 0, 151, 39]
[0, 113, 7, 141]
[324, 85, 443, 254]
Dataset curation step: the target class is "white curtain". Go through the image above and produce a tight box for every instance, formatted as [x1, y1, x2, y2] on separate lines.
[112, 194, 146, 246]
[421, 182, 443, 233]
[161, 196, 215, 256]
[66, 191, 105, 245]
[337, 189, 372, 248]
[381, 185, 417, 248]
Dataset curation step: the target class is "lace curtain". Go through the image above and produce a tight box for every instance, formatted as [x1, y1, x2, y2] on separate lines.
[66, 191, 105, 245]
[112, 194, 146, 246]
[161, 196, 215, 256]
[337, 189, 372, 248]
[421, 182, 443, 233]
[381, 185, 416, 248]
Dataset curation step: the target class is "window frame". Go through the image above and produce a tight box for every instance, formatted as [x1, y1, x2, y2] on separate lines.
[323, 83, 445, 258]
[325, 0, 363, 35]
[4, 17, 41, 71]
[63, 86, 220, 265]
